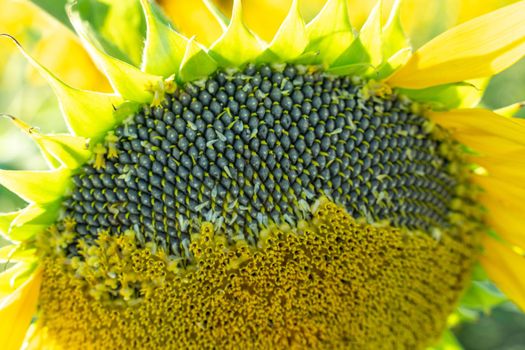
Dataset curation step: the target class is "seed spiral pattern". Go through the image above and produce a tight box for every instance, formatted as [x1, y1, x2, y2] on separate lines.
[63, 64, 460, 257]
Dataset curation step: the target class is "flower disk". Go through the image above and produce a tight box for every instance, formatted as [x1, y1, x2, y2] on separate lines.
[33, 64, 483, 349]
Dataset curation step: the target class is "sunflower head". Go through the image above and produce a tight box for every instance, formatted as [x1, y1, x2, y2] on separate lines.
[1, 0, 525, 349]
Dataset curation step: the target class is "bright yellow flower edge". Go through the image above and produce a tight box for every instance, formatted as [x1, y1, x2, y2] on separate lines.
[0, 0, 524, 348]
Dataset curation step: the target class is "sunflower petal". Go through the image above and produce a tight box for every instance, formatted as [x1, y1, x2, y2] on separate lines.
[480, 236, 525, 311]
[474, 176, 525, 249]
[209, 0, 264, 67]
[203, 0, 229, 31]
[481, 196, 525, 250]
[474, 176, 525, 211]
[300, 0, 354, 65]
[388, 0, 525, 88]
[266, 0, 308, 62]
[452, 133, 523, 155]
[0, 245, 36, 263]
[1, 34, 123, 138]
[0, 169, 71, 204]
[429, 108, 525, 149]
[179, 38, 218, 83]
[68, 2, 163, 103]
[474, 152, 525, 188]
[159, 0, 223, 45]
[9, 202, 62, 242]
[0, 267, 42, 350]
[140, 0, 187, 77]
[0, 212, 20, 241]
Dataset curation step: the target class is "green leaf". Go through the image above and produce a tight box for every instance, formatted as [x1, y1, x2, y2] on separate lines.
[428, 330, 463, 350]
[0, 168, 71, 204]
[398, 79, 489, 110]
[209, 0, 265, 67]
[180, 38, 218, 83]
[28, 0, 72, 30]
[454, 307, 481, 323]
[68, 2, 163, 103]
[140, 0, 187, 77]
[460, 281, 507, 312]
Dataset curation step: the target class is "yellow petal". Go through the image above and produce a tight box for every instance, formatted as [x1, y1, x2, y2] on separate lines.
[474, 175, 525, 207]
[388, 0, 525, 88]
[0, 245, 36, 263]
[429, 109, 525, 152]
[474, 176, 525, 249]
[238, 0, 328, 42]
[455, 133, 524, 155]
[480, 236, 525, 311]
[31, 28, 111, 92]
[158, 0, 223, 45]
[243, 0, 291, 41]
[474, 151, 525, 188]
[456, 0, 522, 24]
[0, 268, 42, 350]
[481, 195, 525, 250]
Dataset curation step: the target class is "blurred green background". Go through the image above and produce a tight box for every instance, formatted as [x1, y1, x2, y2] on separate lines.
[0, 0, 524, 348]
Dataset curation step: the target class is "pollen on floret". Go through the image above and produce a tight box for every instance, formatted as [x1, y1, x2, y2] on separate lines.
[37, 200, 481, 349]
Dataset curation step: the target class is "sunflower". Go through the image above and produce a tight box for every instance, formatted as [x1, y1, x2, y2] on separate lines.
[1, 0, 525, 348]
